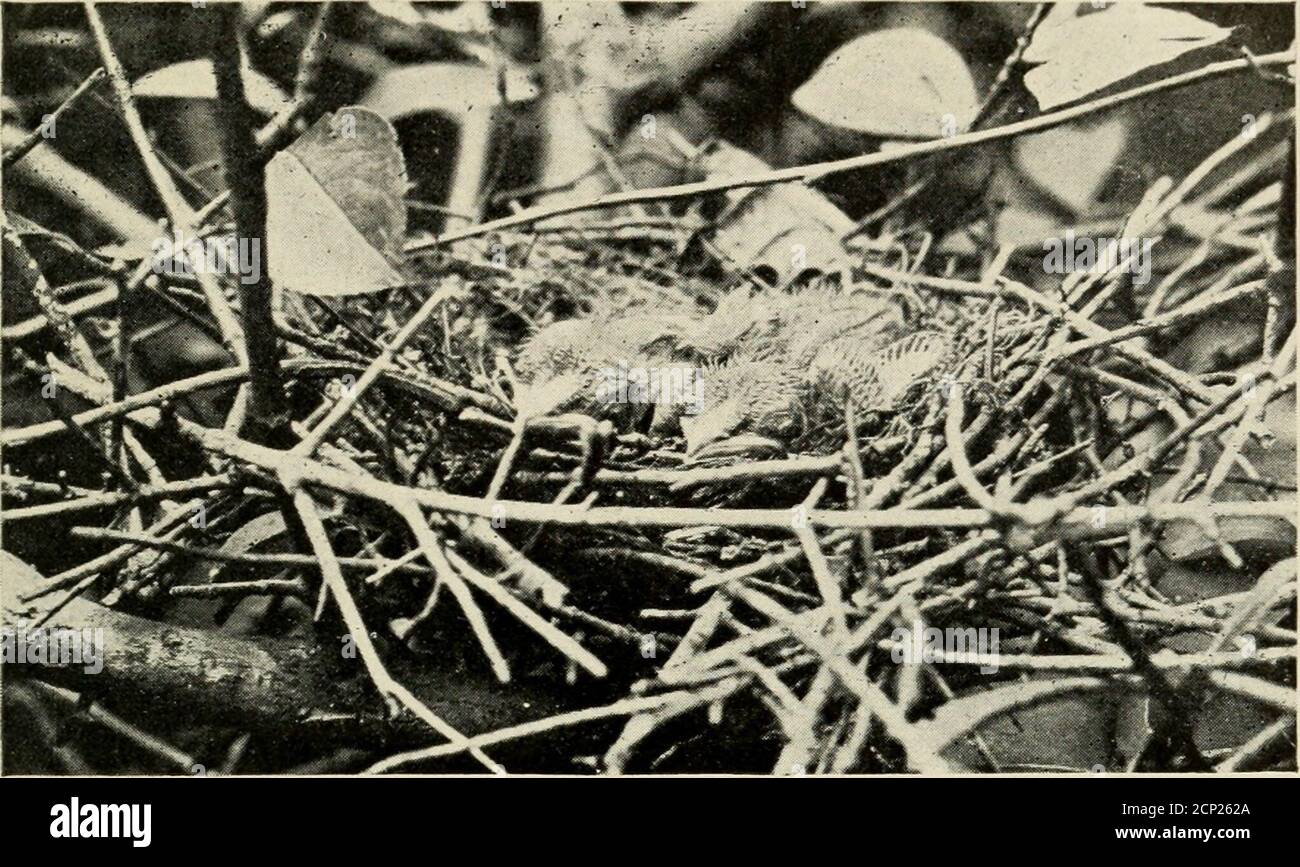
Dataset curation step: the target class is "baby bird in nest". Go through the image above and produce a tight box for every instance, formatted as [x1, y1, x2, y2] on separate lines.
[684, 283, 909, 364]
[805, 328, 952, 423]
[643, 284, 906, 441]
[683, 324, 951, 458]
[681, 355, 807, 457]
[511, 307, 698, 422]
[510, 284, 948, 459]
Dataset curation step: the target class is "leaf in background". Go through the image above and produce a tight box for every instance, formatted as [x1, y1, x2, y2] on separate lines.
[361, 63, 538, 121]
[1207, 557, 1296, 654]
[367, 1, 490, 35]
[366, 1, 425, 28]
[1105, 334, 1295, 566]
[988, 159, 1068, 247]
[931, 676, 1137, 771]
[133, 58, 292, 116]
[265, 107, 409, 297]
[164, 511, 310, 637]
[791, 27, 979, 140]
[1015, 114, 1129, 214]
[1023, 4, 1233, 111]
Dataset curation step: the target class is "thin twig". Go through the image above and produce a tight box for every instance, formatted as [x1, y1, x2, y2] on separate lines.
[211, 4, 289, 445]
[82, 1, 246, 373]
[2, 67, 106, 169]
[287, 486, 504, 774]
[406, 51, 1292, 252]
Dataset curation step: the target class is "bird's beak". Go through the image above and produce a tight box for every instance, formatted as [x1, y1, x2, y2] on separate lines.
[514, 372, 586, 419]
[682, 399, 785, 461]
[682, 398, 739, 457]
[689, 433, 787, 462]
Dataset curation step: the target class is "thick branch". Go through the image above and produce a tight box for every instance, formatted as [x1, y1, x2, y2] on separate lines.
[1, 552, 562, 748]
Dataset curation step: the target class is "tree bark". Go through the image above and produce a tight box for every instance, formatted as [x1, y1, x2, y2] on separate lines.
[2, 552, 564, 745]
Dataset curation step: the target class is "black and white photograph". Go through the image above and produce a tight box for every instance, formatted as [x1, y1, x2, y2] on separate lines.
[0, 0, 1296, 808]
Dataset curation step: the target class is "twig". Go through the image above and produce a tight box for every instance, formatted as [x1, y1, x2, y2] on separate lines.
[406, 51, 1292, 251]
[7, 353, 133, 491]
[2, 67, 105, 169]
[3, 474, 230, 521]
[729, 585, 951, 774]
[365, 680, 742, 774]
[444, 548, 607, 678]
[178, 416, 1296, 536]
[395, 501, 512, 684]
[2, 224, 105, 380]
[168, 579, 307, 600]
[287, 487, 504, 774]
[292, 284, 462, 456]
[2, 356, 486, 449]
[1196, 328, 1296, 502]
[66, 526, 439, 578]
[944, 383, 1004, 515]
[1216, 716, 1296, 772]
[793, 479, 845, 638]
[82, 1, 246, 373]
[292, 2, 333, 104]
[28, 681, 197, 773]
[1078, 560, 1210, 771]
[969, 4, 1049, 131]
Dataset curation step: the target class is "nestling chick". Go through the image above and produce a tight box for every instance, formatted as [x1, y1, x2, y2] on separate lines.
[684, 285, 782, 361]
[682, 356, 806, 457]
[682, 324, 949, 456]
[684, 283, 909, 367]
[514, 318, 601, 385]
[806, 329, 951, 421]
[678, 286, 915, 455]
[512, 309, 698, 421]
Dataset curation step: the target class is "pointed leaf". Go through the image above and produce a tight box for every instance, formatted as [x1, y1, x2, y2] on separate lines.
[792, 28, 978, 140]
[265, 107, 408, 297]
[1023, 4, 1233, 110]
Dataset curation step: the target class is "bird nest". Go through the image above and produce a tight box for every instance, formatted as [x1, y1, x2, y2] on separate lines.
[5, 118, 1295, 776]
[280, 121, 1293, 771]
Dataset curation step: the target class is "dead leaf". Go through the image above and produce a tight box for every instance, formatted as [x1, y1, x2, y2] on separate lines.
[700, 140, 853, 283]
[1023, 4, 1233, 111]
[361, 63, 538, 121]
[367, 0, 491, 35]
[265, 107, 409, 297]
[1105, 346, 1295, 565]
[1158, 389, 1296, 563]
[1015, 114, 1129, 214]
[791, 27, 978, 140]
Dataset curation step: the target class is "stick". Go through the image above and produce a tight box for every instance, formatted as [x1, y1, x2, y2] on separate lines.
[2, 67, 105, 168]
[406, 52, 1292, 251]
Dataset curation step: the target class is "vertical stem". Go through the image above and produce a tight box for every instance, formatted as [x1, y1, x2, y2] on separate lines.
[211, 6, 290, 447]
